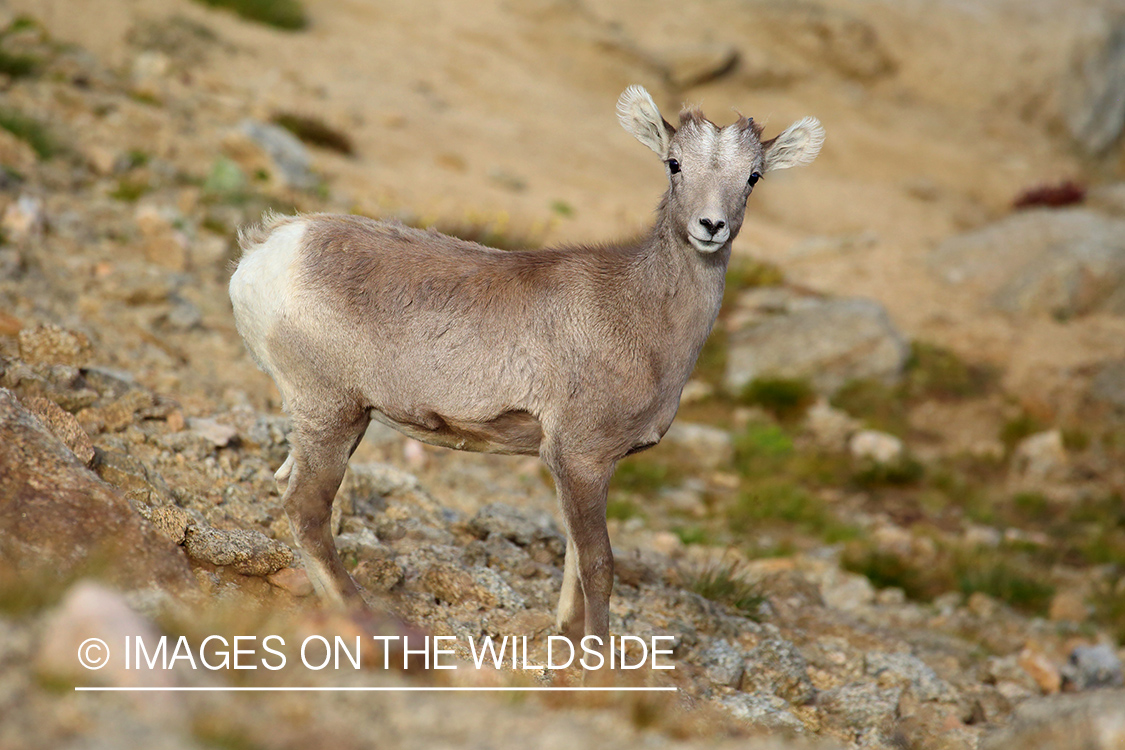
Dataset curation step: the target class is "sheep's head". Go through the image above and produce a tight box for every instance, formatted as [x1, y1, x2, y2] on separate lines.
[617, 85, 824, 253]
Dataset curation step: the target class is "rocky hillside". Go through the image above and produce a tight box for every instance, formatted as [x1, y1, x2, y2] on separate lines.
[1, 0, 1124, 748]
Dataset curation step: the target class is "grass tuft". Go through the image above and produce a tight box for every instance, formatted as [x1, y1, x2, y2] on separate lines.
[0, 107, 58, 159]
[691, 558, 765, 619]
[192, 0, 308, 30]
[740, 376, 816, 422]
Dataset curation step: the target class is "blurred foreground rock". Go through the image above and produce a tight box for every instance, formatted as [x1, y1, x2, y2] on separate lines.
[0, 389, 194, 591]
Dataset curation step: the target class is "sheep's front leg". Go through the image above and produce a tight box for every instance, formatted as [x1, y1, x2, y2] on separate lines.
[545, 449, 615, 649]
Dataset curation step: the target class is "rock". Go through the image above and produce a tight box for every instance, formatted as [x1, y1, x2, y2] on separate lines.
[766, 3, 896, 81]
[1018, 647, 1062, 695]
[353, 558, 404, 592]
[1087, 182, 1125, 216]
[418, 563, 479, 605]
[818, 568, 876, 612]
[1, 194, 45, 241]
[238, 119, 316, 190]
[698, 638, 746, 688]
[468, 502, 564, 549]
[662, 421, 733, 468]
[848, 429, 904, 464]
[0, 389, 194, 590]
[1060, 12, 1125, 155]
[865, 651, 957, 702]
[267, 566, 315, 597]
[336, 527, 393, 565]
[658, 43, 739, 88]
[818, 682, 902, 732]
[182, 525, 293, 577]
[186, 417, 239, 448]
[18, 324, 92, 368]
[130, 50, 170, 101]
[22, 395, 95, 466]
[720, 692, 806, 732]
[725, 290, 908, 396]
[93, 448, 173, 505]
[1012, 430, 1068, 484]
[741, 638, 816, 705]
[342, 462, 422, 501]
[981, 689, 1125, 749]
[803, 398, 860, 450]
[1049, 589, 1090, 623]
[1088, 359, 1125, 414]
[36, 582, 174, 688]
[929, 209, 1125, 318]
[134, 204, 190, 272]
[136, 504, 196, 545]
[1061, 644, 1124, 691]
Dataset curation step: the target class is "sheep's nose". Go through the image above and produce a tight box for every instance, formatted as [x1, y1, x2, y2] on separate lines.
[699, 218, 725, 235]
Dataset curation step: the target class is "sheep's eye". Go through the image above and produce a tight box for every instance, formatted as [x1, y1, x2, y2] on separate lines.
[667, 158, 680, 175]
[748, 171, 761, 187]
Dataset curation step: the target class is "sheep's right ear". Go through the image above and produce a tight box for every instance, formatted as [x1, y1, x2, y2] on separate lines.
[617, 85, 675, 158]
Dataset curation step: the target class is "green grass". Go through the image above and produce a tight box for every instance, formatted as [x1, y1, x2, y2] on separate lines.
[192, 0, 308, 30]
[843, 540, 1056, 615]
[108, 175, 151, 202]
[271, 112, 353, 154]
[691, 558, 765, 619]
[740, 376, 816, 422]
[606, 496, 643, 521]
[0, 49, 39, 77]
[0, 107, 57, 159]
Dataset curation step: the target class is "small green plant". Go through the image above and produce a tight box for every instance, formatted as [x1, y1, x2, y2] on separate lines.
[613, 458, 679, 495]
[108, 175, 151, 202]
[549, 200, 574, 217]
[606, 496, 643, 521]
[0, 107, 57, 159]
[673, 525, 710, 546]
[193, 0, 308, 30]
[954, 548, 1054, 615]
[904, 341, 994, 400]
[852, 454, 924, 488]
[842, 543, 949, 602]
[0, 49, 39, 78]
[725, 257, 785, 294]
[271, 112, 353, 154]
[691, 558, 765, 619]
[1000, 410, 1044, 452]
[740, 376, 815, 422]
[832, 377, 908, 436]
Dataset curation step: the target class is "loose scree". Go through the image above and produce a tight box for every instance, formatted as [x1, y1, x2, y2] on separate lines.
[229, 85, 824, 650]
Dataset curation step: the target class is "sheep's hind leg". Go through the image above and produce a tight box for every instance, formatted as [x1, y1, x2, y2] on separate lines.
[282, 409, 370, 607]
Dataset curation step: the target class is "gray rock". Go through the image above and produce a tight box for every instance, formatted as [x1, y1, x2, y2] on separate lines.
[720, 692, 806, 732]
[725, 290, 908, 395]
[818, 682, 903, 730]
[1089, 359, 1125, 413]
[864, 651, 957, 703]
[741, 638, 816, 705]
[698, 638, 746, 688]
[468, 502, 564, 548]
[1060, 12, 1125, 155]
[848, 429, 904, 464]
[239, 119, 316, 190]
[662, 421, 733, 469]
[343, 462, 421, 500]
[182, 525, 293, 576]
[22, 394, 95, 466]
[1012, 430, 1068, 484]
[981, 688, 1125, 750]
[929, 209, 1125, 318]
[1061, 644, 1124, 691]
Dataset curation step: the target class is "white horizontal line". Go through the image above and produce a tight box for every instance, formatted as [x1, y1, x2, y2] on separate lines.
[75, 686, 677, 692]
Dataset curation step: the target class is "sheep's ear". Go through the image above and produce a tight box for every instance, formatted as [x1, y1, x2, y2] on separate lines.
[617, 85, 675, 158]
[762, 117, 825, 172]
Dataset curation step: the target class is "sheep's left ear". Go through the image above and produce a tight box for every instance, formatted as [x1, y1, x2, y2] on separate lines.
[617, 85, 676, 158]
[762, 117, 825, 172]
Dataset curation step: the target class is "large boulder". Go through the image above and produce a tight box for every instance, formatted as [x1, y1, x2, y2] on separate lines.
[929, 208, 1125, 318]
[724, 288, 908, 396]
[1060, 12, 1125, 156]
[0, 389, 194, 591]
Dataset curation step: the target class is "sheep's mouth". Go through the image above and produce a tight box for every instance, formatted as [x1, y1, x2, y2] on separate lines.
[687, 233, 726, 253]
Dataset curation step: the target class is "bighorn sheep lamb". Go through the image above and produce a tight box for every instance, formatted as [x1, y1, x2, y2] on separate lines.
[229, 85, 823, 649]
